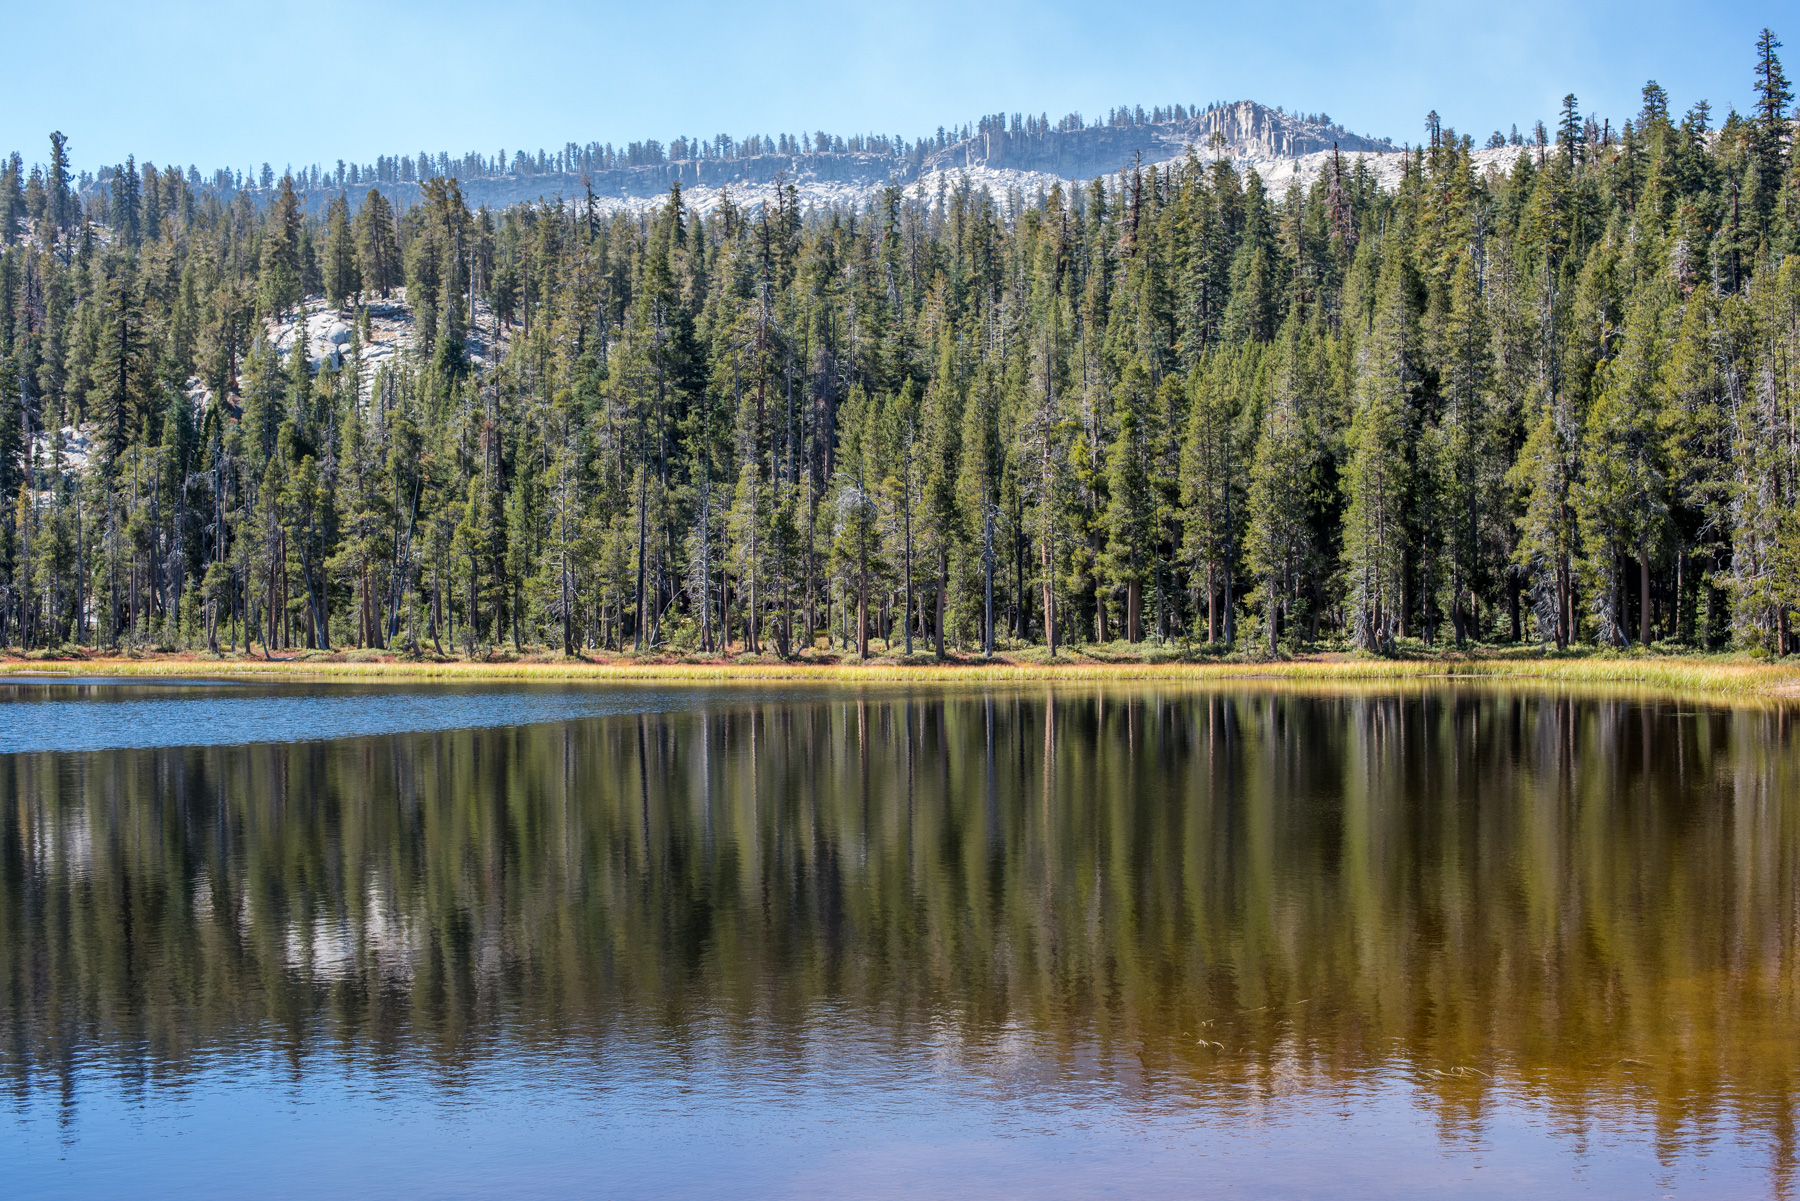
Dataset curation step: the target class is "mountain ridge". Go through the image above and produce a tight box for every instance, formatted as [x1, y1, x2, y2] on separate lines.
[220, 101, 1404, 216]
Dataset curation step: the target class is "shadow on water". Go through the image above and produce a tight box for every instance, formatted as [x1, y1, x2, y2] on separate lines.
[3, 683, 1798, 1195]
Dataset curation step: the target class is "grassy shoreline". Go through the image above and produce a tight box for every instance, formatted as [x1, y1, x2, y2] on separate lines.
[4, 645, 1800, 700]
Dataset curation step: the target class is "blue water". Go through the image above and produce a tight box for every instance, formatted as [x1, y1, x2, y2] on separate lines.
[0, 678, 800, 753]
[8, 1030, 1759, 1199]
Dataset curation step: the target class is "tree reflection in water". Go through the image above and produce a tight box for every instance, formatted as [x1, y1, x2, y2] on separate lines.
[2, 684, 1797, 1189]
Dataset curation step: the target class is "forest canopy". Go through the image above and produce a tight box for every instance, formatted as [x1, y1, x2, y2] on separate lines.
[2, 31, 1798, 659]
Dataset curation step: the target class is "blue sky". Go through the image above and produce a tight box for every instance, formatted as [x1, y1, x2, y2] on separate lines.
[3, 0, 1786, 173]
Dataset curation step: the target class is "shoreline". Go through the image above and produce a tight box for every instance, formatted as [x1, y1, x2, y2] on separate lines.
[4, 647, 1800, 700]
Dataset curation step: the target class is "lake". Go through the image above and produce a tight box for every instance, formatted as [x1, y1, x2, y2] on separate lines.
[3, 679, 1797, 1198]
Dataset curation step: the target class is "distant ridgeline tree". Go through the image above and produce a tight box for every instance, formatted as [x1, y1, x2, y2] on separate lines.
[2, 32, 1800, 657]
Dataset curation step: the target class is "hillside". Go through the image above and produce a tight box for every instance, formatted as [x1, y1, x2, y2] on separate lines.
[270, 101, 1406, 216]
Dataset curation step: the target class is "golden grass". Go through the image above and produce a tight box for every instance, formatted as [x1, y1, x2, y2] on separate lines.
[4, 646, 1800, 700]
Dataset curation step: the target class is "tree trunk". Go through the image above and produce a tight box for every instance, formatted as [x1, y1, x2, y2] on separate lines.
[1674, 547, 1685, 645]
[1557, 558, 1571, 649]
[983, 503, 994, 658]
[903, 504, 913, 657]
[934, 552, 946, 661]
[1207, 566, 1218, 643]
[856, 568, 868, 661]
[721, 570, 732, 654]
[633, 467, 647, 650]
[1222, 564, 1235, 646]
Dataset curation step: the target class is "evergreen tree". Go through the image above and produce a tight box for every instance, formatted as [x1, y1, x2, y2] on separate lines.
[354, 189, 400, 299]
[322, 193, 360, 310]
[1245, 329, 1315, 651]
[1343, 254, 1412, 650]
[1103, 357, 1155, 640]
[259, 175, 303, 320]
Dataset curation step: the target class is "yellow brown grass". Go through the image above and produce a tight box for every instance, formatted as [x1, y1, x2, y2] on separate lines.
[5, 647, 1800, 701]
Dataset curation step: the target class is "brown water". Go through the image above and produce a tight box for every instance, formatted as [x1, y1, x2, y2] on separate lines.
[3, 681, 1798, 1198]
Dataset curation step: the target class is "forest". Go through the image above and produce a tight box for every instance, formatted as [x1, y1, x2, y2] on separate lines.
[0, 30, 1797, 660]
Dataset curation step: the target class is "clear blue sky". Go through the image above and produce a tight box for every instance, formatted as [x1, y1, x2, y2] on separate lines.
[3, 0, 1787, 173]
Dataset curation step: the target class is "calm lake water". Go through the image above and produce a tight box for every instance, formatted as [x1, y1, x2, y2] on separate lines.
[3, 678, 1798, 1198]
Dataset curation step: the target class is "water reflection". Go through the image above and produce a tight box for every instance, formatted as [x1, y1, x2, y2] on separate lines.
[0, 678, 796, 752]
[3, 685, 1798, 1194]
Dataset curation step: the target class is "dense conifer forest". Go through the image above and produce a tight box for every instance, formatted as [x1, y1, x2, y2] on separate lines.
[2, 32, 1798, 659]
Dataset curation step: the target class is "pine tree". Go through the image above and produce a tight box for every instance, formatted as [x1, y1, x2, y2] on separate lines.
[1510, 391, 1580, 649]
[832, 384, 883, 658]
[1732, 257, 1800, 652]
[1435, 254, 1492, 643]
[1576, 291, 1667, 646]
[1180, 353, 1243, 643]
[957, 366, 999, 654]
[1659, 286, 1736, 645]
[354, 189, 400, 299]
[46, 131, 72, 241]
[87, 259, 156, 466]
[110, 155, 140, 247]
[322, 193, 360, 310]
[1103, 357, 1155, 640]
[1245, 330, 1315, 652]
[1342, 254, 1413, 651]
[258, 176, 303, 320]
[919, 336, 964, 658]
[1749, 29, 1794, 234]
